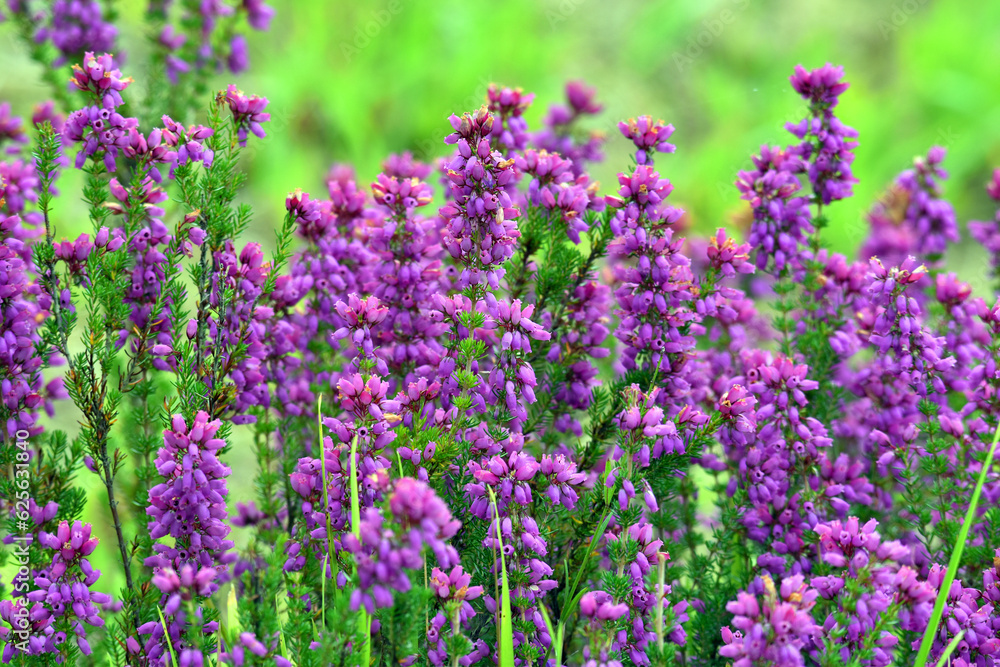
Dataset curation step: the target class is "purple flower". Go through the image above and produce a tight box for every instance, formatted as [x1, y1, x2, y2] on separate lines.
[429, 565, 483, 602]
[227, 34, 249, 73]
[720, 574, 819, 667]
[0, 237, 46, 437]
[618, 115, 676, 165]
[344, 478, 459, 613]
[580, 590, 630, 622]
[0, 103, 27, 154]
[62, 104, 139, 172]
[0, 159, 39, 214]
[31, 101, 65, 133]
[533, 80, 605, 174]
[221, 85, 271, 147]
[515, 148, 604, 244]
[244, 0, 276, 30]
[969, 169, 1000, 285]
[70, 52, 132, 108]
[487, 84, 534, 152]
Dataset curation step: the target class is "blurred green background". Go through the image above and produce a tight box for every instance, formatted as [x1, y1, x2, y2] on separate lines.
[3, 0, 1000, 592]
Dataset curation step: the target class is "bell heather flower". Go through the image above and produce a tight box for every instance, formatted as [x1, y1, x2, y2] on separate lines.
[221, 85, 271, 146]
[35, 1, 118, 66]
[736, 145, 813, 272]
[440, 106, 521, 289]
[483, 297, 550, 429]
[618, 115, 676, 165]
[0, 235, 46, 438]
[69, 52, 132, 108]
[0, 103, 27, 153]
[0, 160, 39, 215]
[862, 256, 954, 391]
[429, 565, 483, 602]
[515, 148, 604, 244]
[160, 115, 215, 174]
[720, 574, 820, 667]
[616, 385, 689, 461]
[969, 169, 1000, 288]
[138, 564, 220, 666]
[285, 432, 352, 572]
[809, 518, 936, 665]
[365, 170, 449, 379]
[119, 206, 177, 370]
[24, 521, 111, 657]
[487, 84, 534, 152]
[344, 478, 460, 613]
[153, 1, 274, 82]
[786, 63, 859, 205]
[608, 159, 699, 397]
[12, 57, 1000, 667]
[382, 151, 433, 180]
[31, 101, 65, 133]
[145, 411, 237, 581]
[533, 80, 605, 174]
[203, 240, 272, 422]
[62, 104, 139, 172]
[897, 146, 958, 258]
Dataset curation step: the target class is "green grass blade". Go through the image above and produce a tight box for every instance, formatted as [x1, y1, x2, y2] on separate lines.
[560, 509, 610, 622]
[316, 394, 340, 633]
[934, 630, 964, 667]
[914, 422, 1000, 667]
[156, 605, 179, 667]
[488, 487, 515, 667]
[276, 593, 298, 667]
[538, 602, 563, 667]
[349, 433, 371, 666]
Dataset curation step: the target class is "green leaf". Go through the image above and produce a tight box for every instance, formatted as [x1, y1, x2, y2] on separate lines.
[156, 605, 180, 667]
[538, 602, 563, 667]
[934, 630, 964, 667]
[488, 486, 515, 667]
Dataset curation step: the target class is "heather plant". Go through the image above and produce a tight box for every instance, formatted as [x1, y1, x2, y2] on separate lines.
[1, 9, 1000, 667]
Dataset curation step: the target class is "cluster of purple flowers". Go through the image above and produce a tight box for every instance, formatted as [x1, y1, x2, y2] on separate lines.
[34, 1, 118, 66]
[146, 412, 237, 580]
[24, 521, 112, 657]
[440, 107, 522, 289]
[155, 0, 274, 82]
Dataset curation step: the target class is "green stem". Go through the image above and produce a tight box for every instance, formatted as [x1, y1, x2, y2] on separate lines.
[349, 434, 370, 666]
